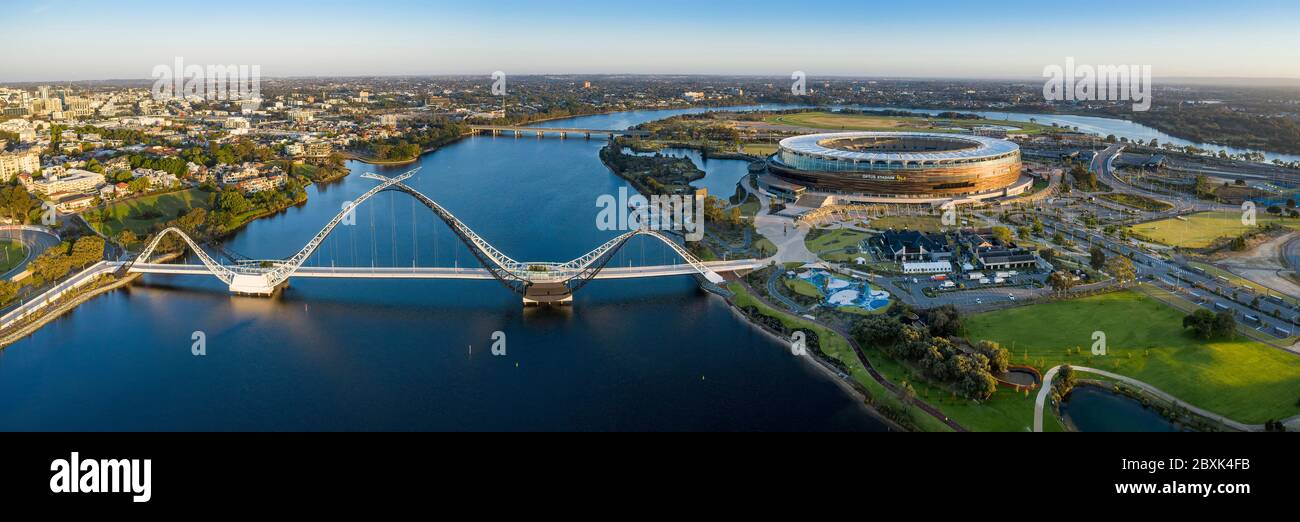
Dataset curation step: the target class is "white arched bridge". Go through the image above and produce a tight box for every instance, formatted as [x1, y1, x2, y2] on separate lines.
[129, 170, 760, 305]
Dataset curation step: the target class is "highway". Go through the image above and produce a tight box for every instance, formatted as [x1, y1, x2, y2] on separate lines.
[1090, 143, 1233, 216]
[1040, 216, 1299, 346]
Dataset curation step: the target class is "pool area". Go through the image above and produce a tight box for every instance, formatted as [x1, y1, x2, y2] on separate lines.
[797, 269, 892, 312]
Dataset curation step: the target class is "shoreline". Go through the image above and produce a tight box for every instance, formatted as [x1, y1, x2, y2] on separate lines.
[0, 272, 139, 350]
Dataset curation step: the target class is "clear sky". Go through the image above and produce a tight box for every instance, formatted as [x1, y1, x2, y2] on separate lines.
[3, 0, 1299, 82]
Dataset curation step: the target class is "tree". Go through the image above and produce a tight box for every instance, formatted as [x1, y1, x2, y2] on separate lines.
[1184, 309, 1237, 340]
[117, 229, 139, 247]
[1048, 271, 1077, 294]
[975, 340, 1010, 375]
[0, 185, 36, 224]
[920, 305, 963, 338]
[69, 236, 106, 267]
[991, 226, 1014, 245]
[1105, 256, 1136, 284]
[1183, 309, 1217, 339]
[0, 279, 18, 304]
[1056, 365, 1077, 396]
[1089, 246, 1107, 271]
[1212, 311, 1237, 340]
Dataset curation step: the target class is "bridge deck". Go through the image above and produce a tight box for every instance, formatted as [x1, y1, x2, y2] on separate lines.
[130, 260, 760, 281]
[468, 125, 650, 137]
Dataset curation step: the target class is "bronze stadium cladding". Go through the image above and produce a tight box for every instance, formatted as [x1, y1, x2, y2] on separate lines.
[770, 132, 1023, 197]
[769, 155, 1020, 196]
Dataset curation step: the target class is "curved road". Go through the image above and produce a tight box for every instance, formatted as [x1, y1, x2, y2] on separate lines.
[1286, 235, 1300, 278]
[0, 227, 61, 280]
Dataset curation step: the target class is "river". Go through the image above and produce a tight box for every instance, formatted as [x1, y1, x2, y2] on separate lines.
[841, 105, 1300, 164]
[0, 105, 888, 432]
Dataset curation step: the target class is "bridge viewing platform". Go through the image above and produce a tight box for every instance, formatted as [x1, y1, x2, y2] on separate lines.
[468, 125, 650, 139]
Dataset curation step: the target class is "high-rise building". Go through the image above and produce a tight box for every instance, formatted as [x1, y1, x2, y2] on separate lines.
[0, 151, 40, 182]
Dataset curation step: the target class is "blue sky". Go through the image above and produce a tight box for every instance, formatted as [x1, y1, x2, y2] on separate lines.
[3, 0, 1299, 81]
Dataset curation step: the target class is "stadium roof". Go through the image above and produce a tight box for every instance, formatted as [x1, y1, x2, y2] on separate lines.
[779, 132, 1019, 163]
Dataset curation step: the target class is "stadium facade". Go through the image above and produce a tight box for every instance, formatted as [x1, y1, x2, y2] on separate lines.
[766, 132, 1024, 200]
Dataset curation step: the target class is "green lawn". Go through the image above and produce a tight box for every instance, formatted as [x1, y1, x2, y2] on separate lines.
[764, 111, 1057, 136]
[1097, 192, 1174, 212]
[964, 289, 1300, 425]
[861, 344, 1066, 432]
[91, 188, 214, 238]
[0, 239, 29, 274]
[868, 214, 987, 233]
[805, 228, 871, 262]
[1129, 211, 1300, 248]
[784, 277, 822, 298]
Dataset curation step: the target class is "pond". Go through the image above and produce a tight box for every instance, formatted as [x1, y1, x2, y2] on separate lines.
[1061, 386, 1186, 433]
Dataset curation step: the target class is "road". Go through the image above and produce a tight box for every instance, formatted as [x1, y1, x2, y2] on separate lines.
[1040, 216, 1299, 345]
[0, 226, 61, 280]
[1286, 235, 1300, 278]
[1091, 143, 1232, 217]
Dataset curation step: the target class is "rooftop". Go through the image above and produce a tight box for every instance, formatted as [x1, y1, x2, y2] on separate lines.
[779, 132, 1020, 163]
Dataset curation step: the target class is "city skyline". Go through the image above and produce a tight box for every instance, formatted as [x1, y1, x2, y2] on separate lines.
[4, 0, 1300, 82]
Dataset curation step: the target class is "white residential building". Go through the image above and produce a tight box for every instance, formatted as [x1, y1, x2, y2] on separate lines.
[0, 151, 40, 181]
[24, 169, 105, 195]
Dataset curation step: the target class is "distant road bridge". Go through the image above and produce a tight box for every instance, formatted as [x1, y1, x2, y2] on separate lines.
[129, 170, 757, 305]
[468, 125, 650, 140]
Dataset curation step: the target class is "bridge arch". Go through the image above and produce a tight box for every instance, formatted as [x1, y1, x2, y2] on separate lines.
[132, 171, 728, 298]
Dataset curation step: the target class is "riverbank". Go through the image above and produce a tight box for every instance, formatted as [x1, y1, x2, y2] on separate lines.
[726, 279, 960, 432]
[721, 290, 903, 432]
[0, 271, 135, 350]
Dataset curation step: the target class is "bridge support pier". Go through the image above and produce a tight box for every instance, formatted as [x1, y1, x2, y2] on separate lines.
[228, 273, 283, 297]
[522, 282, 573, 307]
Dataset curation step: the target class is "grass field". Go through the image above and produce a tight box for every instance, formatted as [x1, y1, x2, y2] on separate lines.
[964, 289, 1300, 425]
[862, 344, 1066, 432]
[784, 277, 822, 298]
[93, 188, 214, 237]
[1129, 211, 1300, 248]
[805, 228, 871, 262]
[764, 111, 1056, 135]
[738, 142, 779, 157]
[1097, 192, 1174, 212]
[868, 214, 987, 232]
[0, 239, 30, 274]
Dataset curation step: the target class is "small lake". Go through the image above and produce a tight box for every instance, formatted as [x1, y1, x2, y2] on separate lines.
[1061, 386, 1184, 433]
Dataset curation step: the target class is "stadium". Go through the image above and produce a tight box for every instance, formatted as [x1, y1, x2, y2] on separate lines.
[764, 132, 1028, 203]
